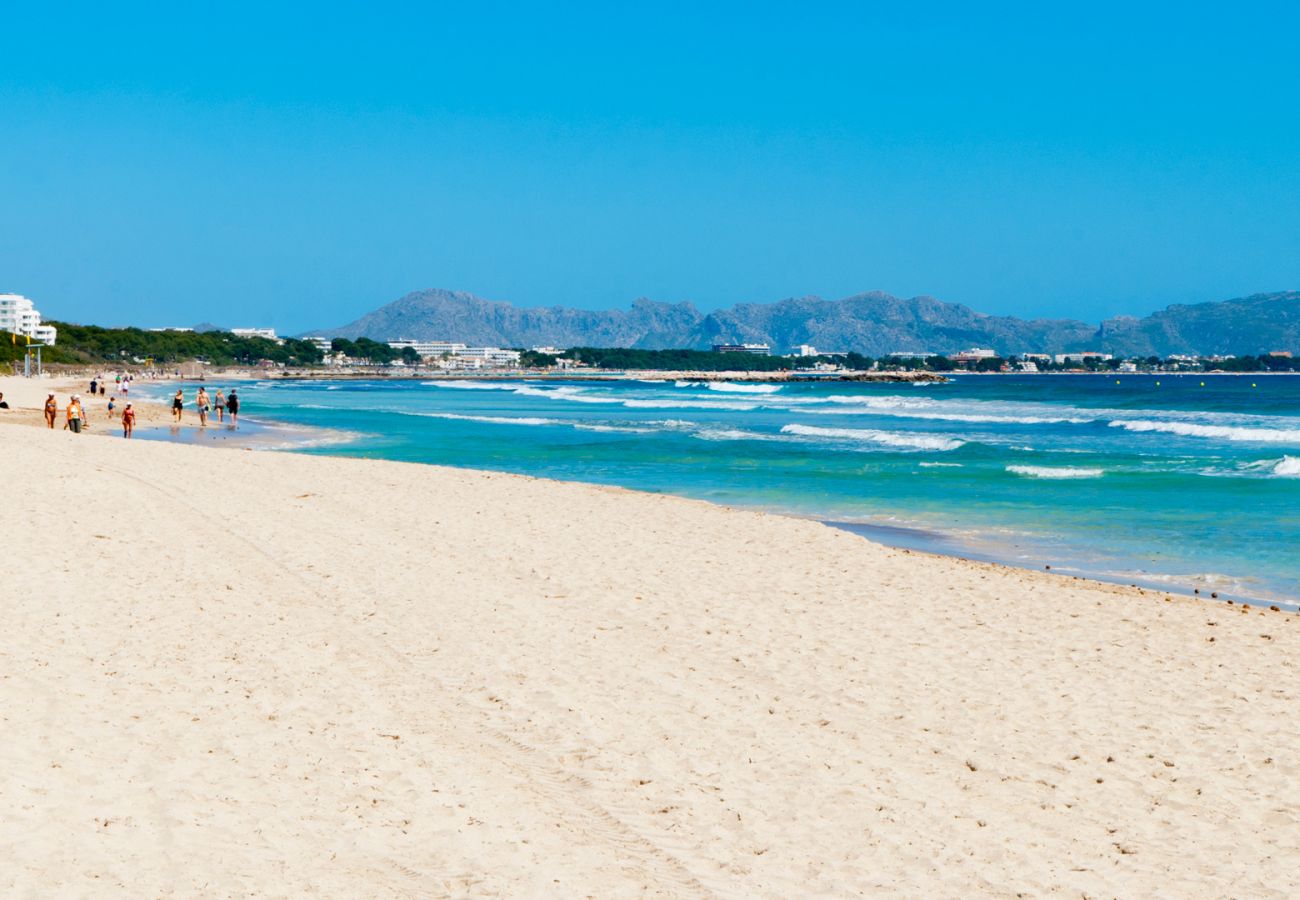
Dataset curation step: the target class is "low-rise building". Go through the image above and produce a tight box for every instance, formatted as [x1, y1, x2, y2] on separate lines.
[388, 339, 520, 367]
[712, 343, 771, 355]
[231, 327, 281, 342]
[1054, 352, 1113, 364]
[949, 347, 998, 363]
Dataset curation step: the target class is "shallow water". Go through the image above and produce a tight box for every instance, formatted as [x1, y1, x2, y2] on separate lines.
[145, 374, 1300, 604]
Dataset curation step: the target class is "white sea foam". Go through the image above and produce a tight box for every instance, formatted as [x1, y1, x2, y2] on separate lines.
[1006, 465, 1104, 479]
[1109, 419, 1300, 443]
[509, 385, 607, 403]
[622, 398, 759, 411]
[705, 382, 782, 394]
[780, 423, 965, 452]
[426, 413, 560, 426]
[1272, 456, 1300, 476]
[693, 427, 779, 442]
[811, 407, 1089, 425]
[919, 462, 963, 467]
[573, 423, 657, 434]
[422, 380, 517, 390]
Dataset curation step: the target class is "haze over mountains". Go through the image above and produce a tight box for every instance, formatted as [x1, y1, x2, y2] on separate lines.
[312, 289, 1300, 357]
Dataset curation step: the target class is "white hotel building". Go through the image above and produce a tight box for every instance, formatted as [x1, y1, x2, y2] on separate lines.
[0, 293, 58, 345]
[388, 339, 521, 366]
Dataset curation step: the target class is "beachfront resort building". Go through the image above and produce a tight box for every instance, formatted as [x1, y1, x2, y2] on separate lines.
[231, 327, 281, 342]
[0, 293, 57, 345]
[948, 347, 999, 363]
[712, 343, 771, 355]
[387, 339, 521, 367]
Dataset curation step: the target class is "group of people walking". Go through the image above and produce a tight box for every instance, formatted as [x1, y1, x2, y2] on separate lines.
[36, 378, 242, 439]
[43, 392, 137, 437]
[171, 386, 239, 427]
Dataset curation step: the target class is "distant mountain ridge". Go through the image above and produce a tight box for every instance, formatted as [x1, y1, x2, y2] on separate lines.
[310, 288, 1300, 357]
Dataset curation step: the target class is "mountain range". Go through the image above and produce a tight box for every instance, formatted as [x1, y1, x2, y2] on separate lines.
[310, 289, 1300, 357]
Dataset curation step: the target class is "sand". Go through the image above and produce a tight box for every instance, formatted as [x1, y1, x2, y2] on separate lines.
[1, 375, 1297, 896]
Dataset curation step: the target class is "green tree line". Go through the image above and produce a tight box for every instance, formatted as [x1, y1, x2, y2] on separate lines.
[2, 323, 325, 366]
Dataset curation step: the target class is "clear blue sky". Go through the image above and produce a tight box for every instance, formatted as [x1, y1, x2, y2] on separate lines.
[3, 2, 1297, 333]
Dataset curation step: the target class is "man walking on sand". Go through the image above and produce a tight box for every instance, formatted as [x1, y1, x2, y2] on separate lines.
[44, 394, 57, 428]
[226, 389, 239, 427]
[121, 403, 136, 438]
[196, 387, 210, 427]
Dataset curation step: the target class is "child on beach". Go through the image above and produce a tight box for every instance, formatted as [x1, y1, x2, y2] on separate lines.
[44, 394, 57, 428]
[172, 389, 184, 422]
[121, 403, 136, 438]
[107, 396, 116, 418]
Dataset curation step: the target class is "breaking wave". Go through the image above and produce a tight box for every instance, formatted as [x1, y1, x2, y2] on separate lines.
[1109, 419, 1300, 444]
[1006, 465, 1104, 479]
[780, 423, 965, 451]
[704, 382, 783, 394]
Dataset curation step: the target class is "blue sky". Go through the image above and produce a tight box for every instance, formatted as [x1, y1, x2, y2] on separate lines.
[2, 2, 1297, 332]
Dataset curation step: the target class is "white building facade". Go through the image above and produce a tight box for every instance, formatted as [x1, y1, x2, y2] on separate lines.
[231, 327, 280, 341]
[387, 339, 521, 367]
[0, 294, 57, 345]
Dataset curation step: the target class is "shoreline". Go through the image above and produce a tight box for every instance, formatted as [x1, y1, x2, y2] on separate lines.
[3, 414, 1297, 894]
[6, 373, 1292, 610]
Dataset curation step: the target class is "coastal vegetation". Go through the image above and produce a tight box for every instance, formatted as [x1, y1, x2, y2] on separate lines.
[7, 323, 326, 367]
[5, 325, 1296, 374]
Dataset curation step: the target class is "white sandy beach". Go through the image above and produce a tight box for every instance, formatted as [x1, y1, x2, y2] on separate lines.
[1, 375, 1298, 896]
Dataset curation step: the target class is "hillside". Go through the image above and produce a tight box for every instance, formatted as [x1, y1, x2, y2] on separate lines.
[312, 289, 1300, 356]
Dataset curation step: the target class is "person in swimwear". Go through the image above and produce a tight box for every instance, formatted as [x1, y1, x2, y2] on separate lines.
[172, 389, 184, 423]
[44, 394, 57, 428]
[121, 403, 136, 438]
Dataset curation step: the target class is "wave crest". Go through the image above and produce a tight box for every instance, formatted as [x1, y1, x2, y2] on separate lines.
[1006, 465, 1103, 479]
[781, 423, 964, 451]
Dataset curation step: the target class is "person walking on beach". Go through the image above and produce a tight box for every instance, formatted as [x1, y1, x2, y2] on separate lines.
[121, 403, 136, 438]
[172, 389, 184, 423]
[89, 377, 98, 395]
[66, 395, 84, 434]
[226, 389, 239, 427]
[44, 394, 57, 428]
[196, 387, 210, 427]
[107, 396, 116, 418]
[214, 389, 226, 423]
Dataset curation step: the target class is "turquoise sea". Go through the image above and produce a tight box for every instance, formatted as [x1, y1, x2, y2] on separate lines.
[144, 374, 1300, 606]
